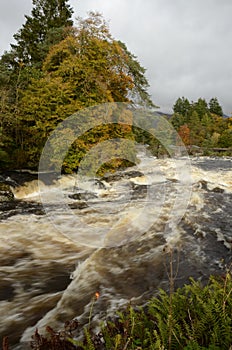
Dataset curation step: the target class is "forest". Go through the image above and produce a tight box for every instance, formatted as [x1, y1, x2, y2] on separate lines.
[0, 0, 155, 173]
[1, 1, 231, 174]
[0, 2, 232, 350]
[170, 96, 232, 153]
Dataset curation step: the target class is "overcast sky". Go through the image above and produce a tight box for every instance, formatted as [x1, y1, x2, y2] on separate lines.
[0, 0, 232, 115]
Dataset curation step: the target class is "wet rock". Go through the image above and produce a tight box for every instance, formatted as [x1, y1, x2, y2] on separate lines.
[92, 179, 106, 189]
[0, 200, 45, 220]
[69, 191, 98, 201]
[102, 170, 143, 183]
[168, 178, 179, 183]
[101, 173, 123, 182]
[0, 183, 14, 201]
[1, 170, 38, 186]
[0, 175, 18, 187]
[0, 281, 15, 301]
[0, 200, 17, 211]
[197, 181, 225, 194]
[131, 183, 148, 199]
[124, 170, 144, 179]
[69, 202, 88, 210]
[212, 187, 224, 193]
[198, 180, 208, 190]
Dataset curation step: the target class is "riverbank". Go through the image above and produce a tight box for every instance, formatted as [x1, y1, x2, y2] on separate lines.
[3, 271, 232, 349]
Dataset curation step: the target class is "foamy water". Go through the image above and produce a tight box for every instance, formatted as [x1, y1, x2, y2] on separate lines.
[0, 154, 231, 349]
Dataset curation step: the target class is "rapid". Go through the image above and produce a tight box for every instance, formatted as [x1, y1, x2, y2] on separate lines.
[0, 151, 231, 349]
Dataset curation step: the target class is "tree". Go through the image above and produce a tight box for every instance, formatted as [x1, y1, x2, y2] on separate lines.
[0, 0, 73, 107]
[218, 129, 232, 148]
[11, 0, 73, 67]
[0, 0, 73, 121]
[17, 13, 155, 170]
[209, 97, 223, 116]
[0, 0, 74, 169]
[170, 96, 231, 151]
[171, 112, 186, 130]
[193, 98, 209, 119]
[173, 97, 191, 118]
[117, 41, 155, 108]
[43, 12, 154, 108]
[171, 97, 192, 131]
[188, 111, 202, 145]
[178, 124, 190, 145]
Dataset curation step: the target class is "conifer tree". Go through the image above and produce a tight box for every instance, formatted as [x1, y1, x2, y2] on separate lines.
[11, 0, 73, 67]
[0, 0, 74, 168]
[209, 97, 223, 116]
[0, 0, 73, 95]
[193, 98, 209, 119]
[173, 97, 191, 118]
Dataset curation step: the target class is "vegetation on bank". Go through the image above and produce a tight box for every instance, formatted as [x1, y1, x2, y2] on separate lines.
[1, 1, 231, 174]
[170, 97, 232, 154]
[0, 0, 155, 172]
[2, 272, 232, 350]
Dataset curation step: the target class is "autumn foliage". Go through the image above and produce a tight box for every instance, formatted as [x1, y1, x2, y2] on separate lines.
[178, 124, 190, 145]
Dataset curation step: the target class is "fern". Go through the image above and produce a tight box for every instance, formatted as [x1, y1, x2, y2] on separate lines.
[5, 273, 230, 350]
[83, 327, 95, 350]
[148, 272, 232, 349]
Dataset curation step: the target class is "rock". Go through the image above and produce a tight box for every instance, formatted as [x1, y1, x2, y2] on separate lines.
[69, 191, 98, 201]
[131, 183, 148, 199]
[0, 174, 18, 187]
[124, 170, 144, 179]
[212, 187, 224, 193]
[0, 183, 14, 202]
[102, 170, 143, 183]
[68, 202, 88, 210]
[0, 170, 37, 186]
[92, 179, 106, 189]
[101, 173, 123, 183]
[198, 180, 208, 191]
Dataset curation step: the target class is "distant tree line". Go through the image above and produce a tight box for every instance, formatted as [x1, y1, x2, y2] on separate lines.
[171, 97, 232, 151]
[1, 0, 231, 172]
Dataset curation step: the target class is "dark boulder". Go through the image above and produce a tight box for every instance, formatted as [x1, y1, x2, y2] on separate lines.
[69, 191, 98, 201]
[131, 183, 148, 199]
[102, 170, 144, 183]
[212, 187, 224, 193]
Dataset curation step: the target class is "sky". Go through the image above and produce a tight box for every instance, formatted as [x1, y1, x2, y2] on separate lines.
[0, 0, 232, 115]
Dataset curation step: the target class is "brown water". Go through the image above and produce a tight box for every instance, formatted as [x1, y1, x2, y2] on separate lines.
[0, 153, 231, 349]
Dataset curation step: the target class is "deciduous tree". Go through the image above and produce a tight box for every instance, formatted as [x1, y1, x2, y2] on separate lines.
[17, 13, 155, 170]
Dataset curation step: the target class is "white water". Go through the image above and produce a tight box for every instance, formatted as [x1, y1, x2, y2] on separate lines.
[0, 154, 231, 348]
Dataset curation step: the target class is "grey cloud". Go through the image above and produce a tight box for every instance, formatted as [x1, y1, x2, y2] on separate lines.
[0, 0, 31, 53]
[1, 0, 232, 115]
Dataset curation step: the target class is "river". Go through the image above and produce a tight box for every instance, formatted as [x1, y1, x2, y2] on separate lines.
[0, 152, 231, 349]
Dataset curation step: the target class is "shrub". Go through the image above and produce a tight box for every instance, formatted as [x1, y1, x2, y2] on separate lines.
[3, 272, 232, 349]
